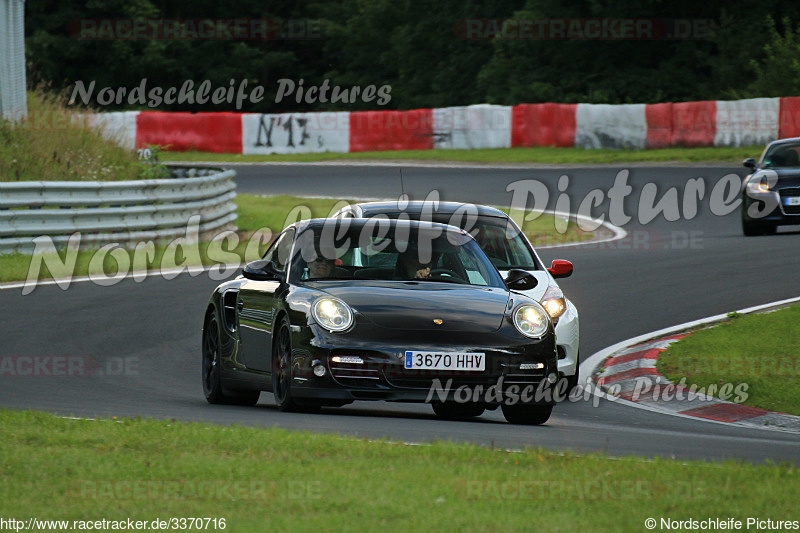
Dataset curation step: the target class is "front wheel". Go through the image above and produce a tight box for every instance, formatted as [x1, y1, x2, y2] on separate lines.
[742, 218, 776, 236]
[501, 403, 553, 425]
[272, 317, 320, 413]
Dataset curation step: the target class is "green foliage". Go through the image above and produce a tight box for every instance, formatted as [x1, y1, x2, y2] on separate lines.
[159, 145, 762, 164]
[659, 304, 800, 415]
[747, 17, 800, 97]
[0, 91, 141, 182]
[1, 409, 798, 530]
[136, 144, 171, 179]
[24, 1, 800, 111]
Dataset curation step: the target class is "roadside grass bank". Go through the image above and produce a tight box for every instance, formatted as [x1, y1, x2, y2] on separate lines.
[657, 305, 800, 416]
[159, 145, 759, 165]
[0, 92, 142, 182]
[0, 195, 591, 284]
[0, 409, 796, 532]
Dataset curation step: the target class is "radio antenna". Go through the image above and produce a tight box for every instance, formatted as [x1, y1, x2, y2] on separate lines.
[399, 168, 406, 198]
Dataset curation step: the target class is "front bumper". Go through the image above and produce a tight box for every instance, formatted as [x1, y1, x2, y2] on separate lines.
[554, 299, 580, 378]
[743, 189, 800, 225]
[290, 325, 559, 405]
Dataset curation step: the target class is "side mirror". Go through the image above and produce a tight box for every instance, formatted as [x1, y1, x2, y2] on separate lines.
[242, 260, 281, 281]
[743, 158, 757, 170]
[547, 259, 573, 279]
[504, 268, 538, 291]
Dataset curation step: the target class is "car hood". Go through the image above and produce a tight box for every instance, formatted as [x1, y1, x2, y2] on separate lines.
[774, 169, 800, 189]
[318, 282, 510, 332]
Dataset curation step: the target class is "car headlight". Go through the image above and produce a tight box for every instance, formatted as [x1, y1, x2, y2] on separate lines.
[312, 297, 354, 332]
[513, 303, 549, 338]
[541, 285, 566, 320]
[746, 176, 772, 194]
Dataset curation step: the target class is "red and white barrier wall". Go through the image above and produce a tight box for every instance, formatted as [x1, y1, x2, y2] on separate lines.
[92, 96, 800, 154]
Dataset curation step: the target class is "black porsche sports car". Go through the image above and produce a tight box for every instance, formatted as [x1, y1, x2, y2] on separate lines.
[202, 218, 560, 424]
[741, 137, 800, 235]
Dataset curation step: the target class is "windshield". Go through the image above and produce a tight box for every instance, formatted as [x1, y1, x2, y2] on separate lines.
[362, 211, 538, 270]
[761, 142, 800, 169]
[450, 215, 538, 271]
[290, 222, 505, 288]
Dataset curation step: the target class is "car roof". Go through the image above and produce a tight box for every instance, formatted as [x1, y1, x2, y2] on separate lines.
[293, 217, 470, 235]
[351, 201, 509, 219]
[767, 137, 800, 148]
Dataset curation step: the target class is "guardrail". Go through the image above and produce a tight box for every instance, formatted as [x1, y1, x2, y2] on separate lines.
[0, 166, 237, 254]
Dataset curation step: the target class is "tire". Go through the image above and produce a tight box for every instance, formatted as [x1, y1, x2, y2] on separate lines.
[742, 218, 776, 236]
[272, 317, 320, 413]
[501, 403, 553, 425]
[565, 372, 579, 396]
[431, 401, 485, 420]
[202, 313, 260, 406]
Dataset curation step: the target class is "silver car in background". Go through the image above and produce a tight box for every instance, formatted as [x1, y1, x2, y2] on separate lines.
[333, 201, 580, 392]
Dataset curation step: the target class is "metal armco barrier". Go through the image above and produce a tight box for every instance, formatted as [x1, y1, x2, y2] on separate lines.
[0, 166, 237, 254]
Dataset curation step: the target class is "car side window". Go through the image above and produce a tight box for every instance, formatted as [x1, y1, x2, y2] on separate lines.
[263, 229, 296, 271]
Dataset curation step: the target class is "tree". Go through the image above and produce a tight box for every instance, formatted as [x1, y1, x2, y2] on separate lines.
[747, 16, 800, 97]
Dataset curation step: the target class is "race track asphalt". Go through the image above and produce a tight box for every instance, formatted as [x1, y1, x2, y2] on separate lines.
[2, 163, 798, 463]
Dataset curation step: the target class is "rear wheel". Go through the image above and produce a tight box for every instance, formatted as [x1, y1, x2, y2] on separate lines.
[202, 313, 260, 406]
[272, 317, 320, 413]
[431, 401, 485, 420]
[501, 403, 553, 425]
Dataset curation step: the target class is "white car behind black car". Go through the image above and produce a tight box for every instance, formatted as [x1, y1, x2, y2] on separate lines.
[333, 201, 580, 392]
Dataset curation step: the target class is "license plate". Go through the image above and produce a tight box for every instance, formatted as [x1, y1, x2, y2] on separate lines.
[784, 196, 800, 206]
[404, 351, 485, 371]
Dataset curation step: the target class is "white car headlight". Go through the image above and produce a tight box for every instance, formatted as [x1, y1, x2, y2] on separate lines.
[513, 303, 549, 338]
[312, 297, 354, 332]
[541, 285, 566, 320]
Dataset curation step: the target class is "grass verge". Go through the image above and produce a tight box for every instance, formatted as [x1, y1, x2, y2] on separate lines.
[657, 305, 800, 416]
[0, 409, 796, 531]
[0, 195, 591, 284]
[0, 92, 143, 182]
[159, 145, 759, 165]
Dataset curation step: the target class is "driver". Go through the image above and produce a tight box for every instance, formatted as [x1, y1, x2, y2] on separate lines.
[397, 250, 433, 279]
[307, 257, 336, 279]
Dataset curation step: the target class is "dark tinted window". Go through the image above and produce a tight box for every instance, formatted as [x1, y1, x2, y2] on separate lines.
[762, 142, 800, 169]
[290, 222, 505, 288]
[263, 228, 295, 271]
